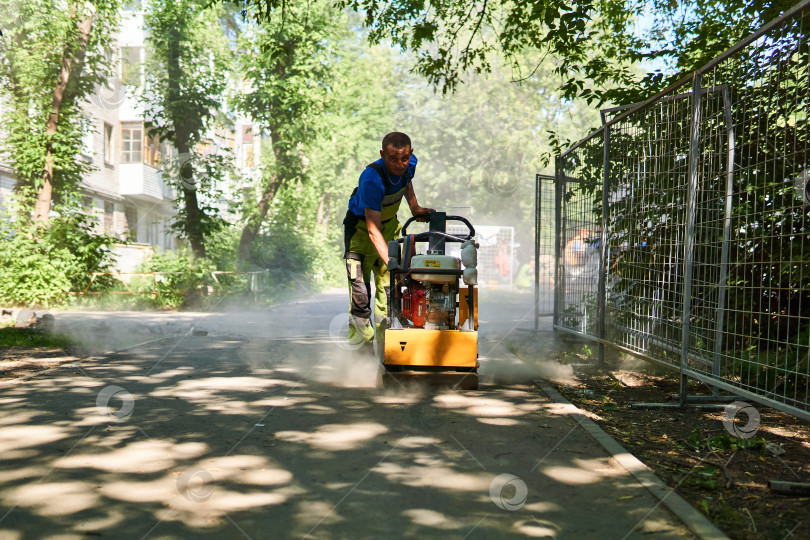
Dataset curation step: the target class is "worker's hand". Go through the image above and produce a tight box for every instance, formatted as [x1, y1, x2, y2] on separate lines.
[413, 207, 434, 222]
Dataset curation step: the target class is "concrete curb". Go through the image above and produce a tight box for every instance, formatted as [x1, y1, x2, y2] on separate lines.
[535, 379, 730, 540]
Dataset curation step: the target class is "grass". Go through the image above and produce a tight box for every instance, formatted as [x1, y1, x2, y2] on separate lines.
[0, 327, 75, 351]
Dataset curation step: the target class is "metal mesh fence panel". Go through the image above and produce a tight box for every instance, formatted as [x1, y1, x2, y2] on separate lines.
[535, 174, 556, 316]
[554, 1, 810, 419]
[556, 137, 603, 337]
[604, 83, 694, 366]
[688, 11, 810, 412]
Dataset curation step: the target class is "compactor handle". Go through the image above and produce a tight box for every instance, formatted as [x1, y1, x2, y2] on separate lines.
[401, 212, 475, 238]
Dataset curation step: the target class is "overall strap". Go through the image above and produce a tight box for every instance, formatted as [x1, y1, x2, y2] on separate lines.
[366, 162, 411, 189]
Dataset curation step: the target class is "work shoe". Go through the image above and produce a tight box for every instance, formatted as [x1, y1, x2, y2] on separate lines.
[347, 316, 374, 345]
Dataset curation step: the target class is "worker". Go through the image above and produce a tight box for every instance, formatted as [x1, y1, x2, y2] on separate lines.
[564, 228, 590, 268]
[515, 261, 534, 291]
[343, 132, 434, 348]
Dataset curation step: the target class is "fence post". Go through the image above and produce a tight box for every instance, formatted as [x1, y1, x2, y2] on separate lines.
[680, 73, 704, 407]
[598, 126, 610, 368]
[535, 174, 541, 331]
[711, 86, 736, 395]
[553, 157, 563, 329]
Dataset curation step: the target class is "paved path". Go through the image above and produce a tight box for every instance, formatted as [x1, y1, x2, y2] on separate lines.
[0, 290, 697, 539]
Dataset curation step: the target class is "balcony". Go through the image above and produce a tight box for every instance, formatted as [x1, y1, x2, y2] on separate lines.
[119, 163, 166, 202]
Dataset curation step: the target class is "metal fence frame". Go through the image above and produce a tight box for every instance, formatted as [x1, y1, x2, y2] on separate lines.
[535, 174, 556, 326]
[549, 1, 810, 420]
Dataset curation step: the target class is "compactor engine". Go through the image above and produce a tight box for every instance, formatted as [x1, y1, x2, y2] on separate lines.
[381, 212, 479, 389]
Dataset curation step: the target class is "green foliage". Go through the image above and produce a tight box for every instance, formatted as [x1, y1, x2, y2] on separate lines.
[163, 149, 233, 244]
[135, 225, 313, 309]
[136, 226, 241, 309]
[249, 217, 343, 289]
[323, 0, 801, 108]
[396, 49, 599, 251]
[0, 207, 118, 307]
[142, 0, 234, 257]
[337, 0, 593, 96]
[0, 0, 122, 212]
[233, 0, 349, 249]
[143, 0, 231, 145]
[598, 0, 801, 104]
[138, 249, 212, 309]
[0, 328, 75, 350]
[233, 7, 399, 282]
[681, 428, 766, 453]
[684, 465, 724, 491]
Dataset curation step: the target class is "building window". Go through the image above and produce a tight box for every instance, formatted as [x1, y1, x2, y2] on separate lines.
[81, 117, 95, 159]
[146, 218, 158, 246]
[121, 123, 142, 164]
[104, 202, 114, 233]
[162, 140, 175, 162]
[104, 123, 114, 164]
[162, 218, 175, 251]
[144, 131, 164, 167]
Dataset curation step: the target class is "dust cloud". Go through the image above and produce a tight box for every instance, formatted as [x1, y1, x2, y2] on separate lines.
[480, 351, 575, 387]
[45, 284, 575, 393]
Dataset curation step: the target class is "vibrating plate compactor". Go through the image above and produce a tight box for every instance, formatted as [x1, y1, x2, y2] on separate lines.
[380, 212, 479, 389]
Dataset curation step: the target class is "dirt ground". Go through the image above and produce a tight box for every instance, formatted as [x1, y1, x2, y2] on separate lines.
[508, 330, 810, 540]
[0, 346, 86, 381]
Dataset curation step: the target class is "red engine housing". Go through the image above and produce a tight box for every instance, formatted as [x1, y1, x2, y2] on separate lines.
[401, 284, 427, 328]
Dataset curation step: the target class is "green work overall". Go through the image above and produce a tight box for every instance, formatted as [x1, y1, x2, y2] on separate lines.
[343, 163, 409, 345]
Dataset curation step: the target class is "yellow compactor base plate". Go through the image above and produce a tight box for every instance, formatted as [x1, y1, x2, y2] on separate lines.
[384, 328, 477, 368]
[382, 370, 478, 390]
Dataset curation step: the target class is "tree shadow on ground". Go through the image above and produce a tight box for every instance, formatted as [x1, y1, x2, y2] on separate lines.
[0, 310, 694, 539]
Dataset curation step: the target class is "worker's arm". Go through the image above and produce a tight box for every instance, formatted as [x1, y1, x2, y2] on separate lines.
[364, 208, 390, 262]
[404, 183, 434, 222]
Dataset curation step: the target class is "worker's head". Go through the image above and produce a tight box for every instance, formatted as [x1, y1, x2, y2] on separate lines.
[380, 132, 412, 177]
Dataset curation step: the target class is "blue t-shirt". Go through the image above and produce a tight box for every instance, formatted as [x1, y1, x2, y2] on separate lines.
[348, 154, 417, 216]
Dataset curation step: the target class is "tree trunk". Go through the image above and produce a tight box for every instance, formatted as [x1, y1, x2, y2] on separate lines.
[34, 3, 96, 222]
[315, 192, 332, 234]
[238, 130, 287, 260]
[167, 28, 205, 259]
[176, 138, 207, 259]
[238, 177, 281, 259]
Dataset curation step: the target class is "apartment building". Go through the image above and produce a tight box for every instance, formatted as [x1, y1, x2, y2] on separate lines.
[0, 3, 260, 272]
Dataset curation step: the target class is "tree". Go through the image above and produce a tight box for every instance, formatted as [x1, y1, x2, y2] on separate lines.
[142, 0, 232, 259]
[248, 33, 402, 283]
[228, 0, 802, 107]
[393, 50, 600, 251]
[233, 0, 347, 259]
[589, 0, 802, 105]
[0, 0, 121, 221]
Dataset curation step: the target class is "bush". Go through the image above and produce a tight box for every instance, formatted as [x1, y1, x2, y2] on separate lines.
[136, 227, 242, 310]
[140, 249, 216, 310]
[248, 228, 343, 292]
[0, 210, 117, 307]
